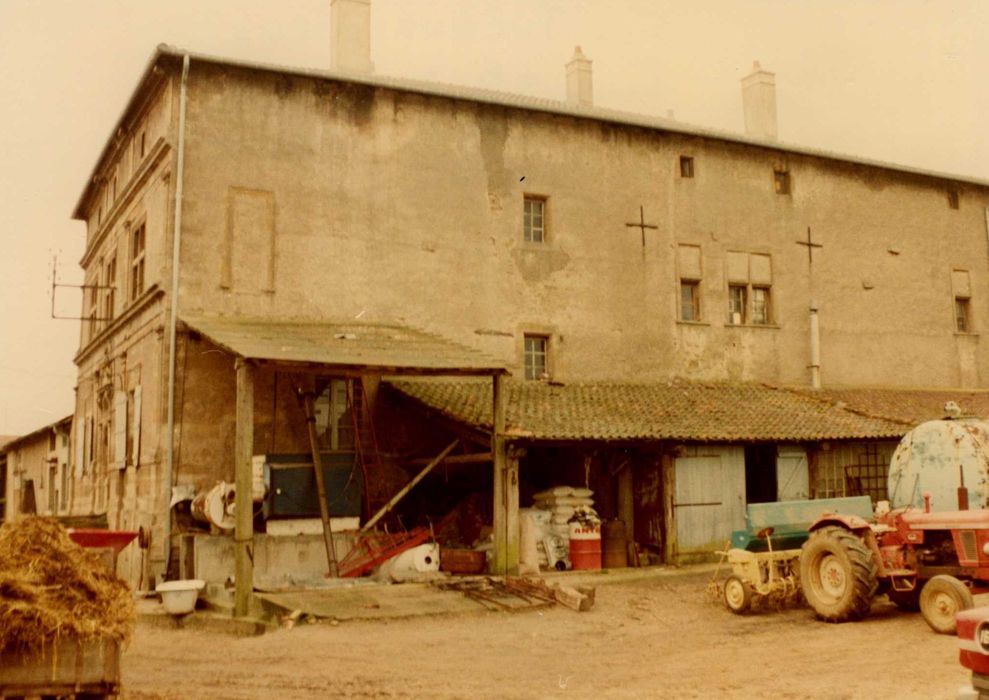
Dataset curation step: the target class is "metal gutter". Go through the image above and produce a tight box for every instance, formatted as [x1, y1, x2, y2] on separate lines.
[163, 52, 190, 575]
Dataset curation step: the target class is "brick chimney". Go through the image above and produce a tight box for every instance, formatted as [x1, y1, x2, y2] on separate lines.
[331, 0, 373, 73]
[566, 46, 593, 107]
[741, 60, 777, 140]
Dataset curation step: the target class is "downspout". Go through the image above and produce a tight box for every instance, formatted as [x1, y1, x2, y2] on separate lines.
[163, 53, 190, 578]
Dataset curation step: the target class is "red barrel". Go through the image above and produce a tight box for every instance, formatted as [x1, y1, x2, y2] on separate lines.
[568, 522, 602, 570]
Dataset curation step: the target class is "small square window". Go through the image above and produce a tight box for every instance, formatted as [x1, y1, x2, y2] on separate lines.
[956, 297, 971, 332]
[948, 191, 959, 209]
[774, 170, 790, 195]
[679, 156, 694, 178]
[523, 335, 549, 380]
[523, 196, 546, 243]
[680, 280, 700, 321]
[728, 285, 747, 325]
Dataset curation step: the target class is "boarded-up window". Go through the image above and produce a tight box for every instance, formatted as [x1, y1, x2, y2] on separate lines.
[222, 188, 277, 292]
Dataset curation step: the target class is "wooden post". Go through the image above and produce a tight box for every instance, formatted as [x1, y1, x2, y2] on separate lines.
[300, 390, 338, 577]
[662, 451, 677, 564]
[618, 464, 634, 549]
[505, 445, 521, 575]
[491, 373, 512, 575]
[234, 359, 255, 618]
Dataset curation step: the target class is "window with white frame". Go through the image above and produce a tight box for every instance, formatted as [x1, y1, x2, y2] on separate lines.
[523, 335, 549, 380]
[523, 196, 546, 243]
[726, 252, 774, 326]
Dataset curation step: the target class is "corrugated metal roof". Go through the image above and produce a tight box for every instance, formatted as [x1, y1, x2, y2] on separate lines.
[387, 379, 914, 442]
[181, 315, 506, 375]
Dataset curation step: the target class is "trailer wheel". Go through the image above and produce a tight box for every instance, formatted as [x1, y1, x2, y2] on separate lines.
[799, 526, 877, 622]
[920, 575, 973, 634]
[723, 575, 753, 614]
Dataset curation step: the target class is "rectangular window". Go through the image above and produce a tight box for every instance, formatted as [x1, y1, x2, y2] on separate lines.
[752, 286, 771, 325]
[523, 196, 546, 243]
[680, 281, 700, 321]
[104, 255, 116, 322]
[728, 285, 747, 325]
[948, 190, 960, 209]
[130, 223, 146, 300]
[679, 156, 694, 178]
[774, 170, 790, 195]
[956, 297, 971, 332]
[48, 461, 57, 514]
[523, 335, 549, 380]
[313, 379, 355, 451]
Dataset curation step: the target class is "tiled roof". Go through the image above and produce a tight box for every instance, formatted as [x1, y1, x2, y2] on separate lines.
[387, 380, 916, 442]
[182, 315, 506, 375]
[790, 388, 989, 429]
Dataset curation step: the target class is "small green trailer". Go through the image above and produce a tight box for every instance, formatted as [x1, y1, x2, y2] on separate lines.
[718, 496, 874, 614]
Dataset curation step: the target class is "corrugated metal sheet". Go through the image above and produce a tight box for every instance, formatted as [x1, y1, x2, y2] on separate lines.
[387, 379, 913, 442]
[181, 315, 506, 375]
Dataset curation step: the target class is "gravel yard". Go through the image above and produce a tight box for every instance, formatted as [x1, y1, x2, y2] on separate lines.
[122, 570, 973, 699]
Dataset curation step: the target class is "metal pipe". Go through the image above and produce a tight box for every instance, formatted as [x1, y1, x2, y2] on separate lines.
[163, 53, 190, 577]
[809, 302, 821, 389]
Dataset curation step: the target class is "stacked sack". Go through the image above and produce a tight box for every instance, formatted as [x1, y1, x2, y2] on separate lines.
[531, 486, 597, 570]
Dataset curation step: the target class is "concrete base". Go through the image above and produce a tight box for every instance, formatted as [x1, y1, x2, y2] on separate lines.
[178, 531, 356, 588]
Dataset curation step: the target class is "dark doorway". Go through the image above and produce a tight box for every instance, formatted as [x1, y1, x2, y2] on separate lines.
[744, 445, 777, 504]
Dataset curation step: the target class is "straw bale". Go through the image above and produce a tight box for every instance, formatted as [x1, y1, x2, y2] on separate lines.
[0, 517, 134, 655]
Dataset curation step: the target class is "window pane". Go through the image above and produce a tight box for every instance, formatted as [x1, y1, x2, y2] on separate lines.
[680, 281, 698, 321]
[752, 287, 770, 325]
[524, 336, 547, 380]
[956, 298, 970, 332]
[728, 285, 746, 324]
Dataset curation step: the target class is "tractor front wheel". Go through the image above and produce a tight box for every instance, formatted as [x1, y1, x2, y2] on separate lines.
[724, 575, 753, 614]
[919, 575, 973, 634]
[799, 526, 878, 622]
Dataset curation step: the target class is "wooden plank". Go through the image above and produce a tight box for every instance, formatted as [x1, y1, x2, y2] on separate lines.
[662, 451, 676, 563]
[407, 452, 492, 466]
[234, 358, 255, 617]
[491, 374, 508, 575]
[361, 439, 459, 533]
[300, 389, 338, 577]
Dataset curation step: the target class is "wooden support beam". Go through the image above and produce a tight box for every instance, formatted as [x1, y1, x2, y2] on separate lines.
[300, 389, 338, 577]
[361, 439, 459, 533]
[234, 358, 255, 618]
[492, 373, 515, 575]
[662, 451, 677, 564]
[407, 452, 492, 466]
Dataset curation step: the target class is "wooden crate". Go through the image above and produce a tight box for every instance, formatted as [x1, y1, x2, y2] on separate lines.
[440, 548, 487, 575]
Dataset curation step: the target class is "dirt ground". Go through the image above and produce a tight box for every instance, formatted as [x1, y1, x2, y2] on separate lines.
[122, 571, 975, 700]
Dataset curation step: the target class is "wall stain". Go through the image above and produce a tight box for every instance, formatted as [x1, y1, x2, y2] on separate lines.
[512, 246, 571, 282]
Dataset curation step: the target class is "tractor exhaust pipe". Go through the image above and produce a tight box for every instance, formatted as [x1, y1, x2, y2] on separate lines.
[958, 465, 970, 511]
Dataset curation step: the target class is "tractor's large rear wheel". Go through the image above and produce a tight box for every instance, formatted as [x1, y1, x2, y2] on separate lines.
[799, 526, 878, 622]
[919, 575, 973, 634]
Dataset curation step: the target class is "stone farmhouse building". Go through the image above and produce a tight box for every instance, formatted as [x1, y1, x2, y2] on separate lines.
[41, 1, 989, 592]
[1, 416, 72, 522]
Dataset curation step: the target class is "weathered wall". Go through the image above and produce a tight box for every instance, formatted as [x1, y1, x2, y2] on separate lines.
[4, 421, 71, 519]
[175, 62, 989, 389]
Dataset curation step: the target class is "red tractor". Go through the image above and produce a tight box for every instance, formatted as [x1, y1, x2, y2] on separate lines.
[800, 497, 989, 634]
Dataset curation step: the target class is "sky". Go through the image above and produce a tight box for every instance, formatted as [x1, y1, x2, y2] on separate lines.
[0, 0, 986, 436]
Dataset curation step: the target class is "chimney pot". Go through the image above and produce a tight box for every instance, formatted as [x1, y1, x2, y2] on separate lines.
[741, 59, 778, 140]
[331, 0, 374, 73]
[565, 45, 593, 108]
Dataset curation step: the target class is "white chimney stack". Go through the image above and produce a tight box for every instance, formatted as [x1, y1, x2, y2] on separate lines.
[566, 46, 593, 107]
[331, 0, 373, 73]
[741, 60, 777, 140]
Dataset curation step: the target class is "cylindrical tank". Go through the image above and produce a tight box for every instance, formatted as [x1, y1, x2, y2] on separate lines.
[601, 519, 628, 569]
[568, 521, 602, 570]
[887, 418, 989, 511]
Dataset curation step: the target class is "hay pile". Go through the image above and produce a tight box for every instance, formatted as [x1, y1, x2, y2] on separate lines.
[0, 517, 134, 655]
